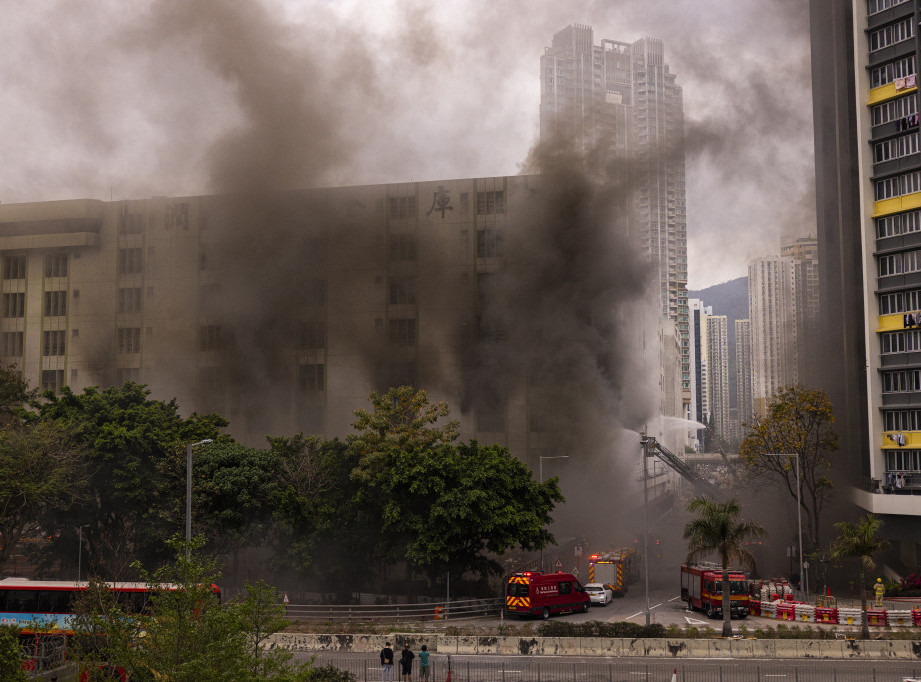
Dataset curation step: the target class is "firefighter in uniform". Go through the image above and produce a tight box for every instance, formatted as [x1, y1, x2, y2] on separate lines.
[874, 578, 885, 607]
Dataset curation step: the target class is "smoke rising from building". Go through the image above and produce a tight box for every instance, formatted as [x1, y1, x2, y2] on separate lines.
[0, 0, 817, 575]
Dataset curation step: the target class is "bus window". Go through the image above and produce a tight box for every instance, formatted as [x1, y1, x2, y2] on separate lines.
[8, 590, 36, 612]
[559, 581, 571, 595]
[36, 590, 73, 613]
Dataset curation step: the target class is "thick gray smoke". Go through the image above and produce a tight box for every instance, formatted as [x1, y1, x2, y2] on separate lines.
[0, 0, 817, 582]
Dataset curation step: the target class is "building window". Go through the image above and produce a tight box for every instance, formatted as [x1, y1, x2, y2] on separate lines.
[117, 248, 143, 274]
[389, 234, 418, 261]
[41, 369, 64, 392]
[297, 363, 325, 391]
[199, 325, 223, 352]
[116, 367, 141, 384]
[1, 332, 23, 357]
[3, 293, 25, 318]
[299, 320, 326, 349]
[389, 196, 417, 220]
[477, 190, 506, 215]
[869, 17, 914, 52]
[42, 330, 66, 356]
[879, 249, 921, 277]
[875, 169, 921, 201]
[44, 291, 67, 317]
[388, 318, 417, 346]
[885, 409, 921, 430]
[887, 449, 921, 473]
[869, 0, 911, 16]
[870, 54, 916, 89]
[882, 369, 921, 393]
[3, 256, 25, 280]
[117, 327, 141, 354]
[872, 93, 918, 126]
[117, 288, 142, 314]
[877, 210, 921, 238]
[477, 229, 504, 258]
[389, 277, 416, 305]
[874, 132, 919, 163]
[44, 254, 68, 278]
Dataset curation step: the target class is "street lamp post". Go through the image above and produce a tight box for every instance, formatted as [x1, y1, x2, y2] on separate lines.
[77, 524, 88, 583]
[186, 439, 214, 546]
[640, 433, 651, 627]
[765, 453, 805, 601]
[539, 455, 569, 572]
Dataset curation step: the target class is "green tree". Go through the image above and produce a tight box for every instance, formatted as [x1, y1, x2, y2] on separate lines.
[157, 440, 279, 575]
[70, 536, 310, 681]
[0, 420, 89, 576]
[740, 385, 837, 550]
[0, 624, 28, 681]
[830, 513, 889, 640]
[270, 435, 372, 594]
[34, 382, 227, 574]
[683, 496, 766, 637]
[350, 387, 564, 587]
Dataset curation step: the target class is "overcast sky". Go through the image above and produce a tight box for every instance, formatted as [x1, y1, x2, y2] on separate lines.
[0, 0, 813, 290]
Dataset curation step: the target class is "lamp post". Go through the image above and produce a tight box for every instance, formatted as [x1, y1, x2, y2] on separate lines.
[186, 439, 213, 546]
[640, 433, 651, 627]
[539, 455, 569, 572]
[765, 453, 805, 600]
[77, 524, 88, 583]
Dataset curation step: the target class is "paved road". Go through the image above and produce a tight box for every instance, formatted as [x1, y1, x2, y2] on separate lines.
[295, 651, 921, 681]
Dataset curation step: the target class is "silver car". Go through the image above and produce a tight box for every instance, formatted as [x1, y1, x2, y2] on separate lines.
[584, 582, 613, 606]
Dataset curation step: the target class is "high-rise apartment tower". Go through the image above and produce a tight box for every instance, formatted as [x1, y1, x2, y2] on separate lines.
[541, 25, 690, 408]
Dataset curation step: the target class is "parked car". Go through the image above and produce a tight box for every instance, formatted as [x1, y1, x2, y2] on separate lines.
[584, 582, 613, 606]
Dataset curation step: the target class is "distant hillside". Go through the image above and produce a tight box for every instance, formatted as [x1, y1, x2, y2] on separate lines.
[689, 277, 749, 332]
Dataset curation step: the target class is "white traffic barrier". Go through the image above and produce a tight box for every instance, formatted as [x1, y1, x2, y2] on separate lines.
[838, 607, 862, 626]
[794, 604, 815, 623]
[889, 609, 913, 627]
[761, 602, 777, 619]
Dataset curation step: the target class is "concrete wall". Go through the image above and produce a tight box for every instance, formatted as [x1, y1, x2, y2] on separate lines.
[268, 633, 921, 660]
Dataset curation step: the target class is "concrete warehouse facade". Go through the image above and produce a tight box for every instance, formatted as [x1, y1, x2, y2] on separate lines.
[0, 176, 684, 506]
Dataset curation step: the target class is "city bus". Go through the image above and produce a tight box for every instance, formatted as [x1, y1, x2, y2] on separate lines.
[0, 577, 222, 633]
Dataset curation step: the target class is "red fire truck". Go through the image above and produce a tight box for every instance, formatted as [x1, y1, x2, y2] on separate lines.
[505, 571, 590, 619]
[680, 563, 750, 619]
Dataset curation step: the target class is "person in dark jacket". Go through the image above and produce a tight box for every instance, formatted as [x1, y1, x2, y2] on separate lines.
[380, 642, 394, 682]
[400, 642, 415, 681]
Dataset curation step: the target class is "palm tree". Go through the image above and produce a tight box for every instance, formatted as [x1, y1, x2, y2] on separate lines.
[683, 496, 766, 637]
[830, 513, 889, 640]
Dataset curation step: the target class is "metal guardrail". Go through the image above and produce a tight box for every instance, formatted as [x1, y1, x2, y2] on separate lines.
[285, 598, 503, 623]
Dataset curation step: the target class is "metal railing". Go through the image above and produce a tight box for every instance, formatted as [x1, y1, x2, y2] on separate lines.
[308, 655, 921, 681]
[285, 598, 502, 623]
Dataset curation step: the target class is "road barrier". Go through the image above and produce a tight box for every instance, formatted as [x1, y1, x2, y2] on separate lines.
[776, 603, 795, 621]
[837, 607, 862, 626]
[815, 607, 838, 624]
[866, 609, 887, 626]
[889, 609, 913, 626]
[794, 604, 815, 623]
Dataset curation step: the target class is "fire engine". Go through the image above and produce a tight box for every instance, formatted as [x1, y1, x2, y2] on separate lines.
[680, 563, 750, 619]
[505, 571, 590, 619]
[587, 548, 637, 596]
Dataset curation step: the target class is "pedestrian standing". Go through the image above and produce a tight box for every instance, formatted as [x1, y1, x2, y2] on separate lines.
[400, 642, 415, 682]
[418, 644, 430, 681]
[380, 641, 395, 682]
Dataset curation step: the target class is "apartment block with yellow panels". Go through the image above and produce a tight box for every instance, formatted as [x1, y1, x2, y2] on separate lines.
[855, 0, 921, 519]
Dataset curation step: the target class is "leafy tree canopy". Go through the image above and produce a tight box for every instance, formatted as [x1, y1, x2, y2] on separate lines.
[740, 385, 837, 549]
[34, 382, 228, 574]
[0, 420, 89, 576]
